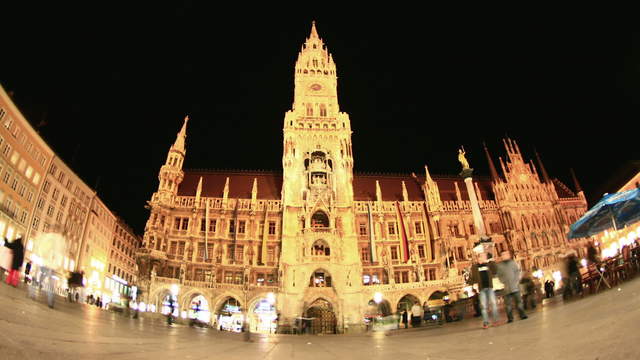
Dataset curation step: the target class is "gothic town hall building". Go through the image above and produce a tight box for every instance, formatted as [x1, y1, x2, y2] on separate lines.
[136, 23, 587, 334]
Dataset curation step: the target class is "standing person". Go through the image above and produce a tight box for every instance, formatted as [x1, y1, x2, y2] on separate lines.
[470, 251, 499, 329]
[496, 251, 528, 323]
[544, 280, 551, 298]
[567, 253, 583, 297]
[520, 275, 536, 310]
[3, 237, 25, 287]
[167, 296, 175, 325]
[411, 302, 423, 327]
[24, 261, 32, 284]
[401, 309, 409, 329]
[549, 280, 555, 297]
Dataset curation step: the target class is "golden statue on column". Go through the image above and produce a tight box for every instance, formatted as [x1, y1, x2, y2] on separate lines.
[458, 147, 470, 170]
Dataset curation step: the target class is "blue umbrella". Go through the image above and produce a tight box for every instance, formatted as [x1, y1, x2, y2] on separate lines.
[568, 188, 640, 239]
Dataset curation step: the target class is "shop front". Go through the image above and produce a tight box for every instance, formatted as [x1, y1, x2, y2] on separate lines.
[216, 297, 243, 332]
[251, 295, 277, 334]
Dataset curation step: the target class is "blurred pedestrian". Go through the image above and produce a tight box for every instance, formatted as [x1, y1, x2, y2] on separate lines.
[401, 309, 408, 329]
[496, 251, 528, 323]
[24, 261, 32, 284]
[411, 302, 423, 327]
[167, 296, 175, 325]
[520, 275, 536, 310]
[3, 237, 25, 287]
[29, 232, 66, 308]
[470, 288, 481, 317]
[470, 250, 499, 329]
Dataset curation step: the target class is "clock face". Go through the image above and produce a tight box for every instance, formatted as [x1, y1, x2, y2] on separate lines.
[310, 83, 322, 91]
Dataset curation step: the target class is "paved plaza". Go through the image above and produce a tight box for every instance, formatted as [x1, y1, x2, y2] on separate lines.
[1, 278, 639, 360]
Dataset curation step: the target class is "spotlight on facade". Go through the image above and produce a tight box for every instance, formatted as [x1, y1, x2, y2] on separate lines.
[373, 292, 383, 304]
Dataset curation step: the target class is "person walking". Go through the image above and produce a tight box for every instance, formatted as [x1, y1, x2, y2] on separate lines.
[3, 237, 25, 287]
[470, 250, 499, 329]
[470, 288, 481, 317]
[496, 251, 528, 323]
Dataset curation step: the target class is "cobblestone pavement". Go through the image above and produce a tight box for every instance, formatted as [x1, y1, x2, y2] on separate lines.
[1, 277, 640, 360]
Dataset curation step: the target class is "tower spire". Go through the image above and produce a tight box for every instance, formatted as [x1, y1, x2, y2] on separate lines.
[483, 142, 500, 183]
[310, 20, 319, 39]
[534, 149, 551, 184]
[570, 168, 583, 194]
[172, 115, 189, 153]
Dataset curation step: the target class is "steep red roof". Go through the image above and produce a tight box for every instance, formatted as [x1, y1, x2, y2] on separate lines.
[552, 178, 577, 199]
[179, 170, 496, 202]
[178, 170, 282, 200]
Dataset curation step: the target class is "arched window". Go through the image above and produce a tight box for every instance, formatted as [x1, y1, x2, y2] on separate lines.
[306, 104, 313, 116]
[309, 269, 332, 287]
[311, 211, 330, 228]
[312, 239, 330, 256]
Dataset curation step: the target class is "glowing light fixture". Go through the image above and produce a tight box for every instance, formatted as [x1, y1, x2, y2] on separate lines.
[373, 292, 383, 304]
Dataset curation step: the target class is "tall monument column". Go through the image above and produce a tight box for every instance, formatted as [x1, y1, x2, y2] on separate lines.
[458, 148, 487, 238]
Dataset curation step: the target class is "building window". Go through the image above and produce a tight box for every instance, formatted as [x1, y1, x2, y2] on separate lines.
[387, 222, 396, 236]
[235, 245, 244, 261]
[224, 271, 233, 284]
[414, 221, 423, 235]
[46, 205, 55, 217]
[209, 219, 216, 232]
[390, 246, 398, 260]
[428, 268, 436, 281]
[229, 220, 235, 234]
[469, 224, 475, 235]
[457, 247, 465, 260]
[2, 170, 10, 184]
[49, 163, 57, 175]
[268, 221, 276, 235]
[52, 188, 60, 201]
[238, 220, 246, 234]
[200, 219, 206, 232]
[60, 195, 67, 207]
[36, 197, 45, 210]
[360, 247, 370, 262]
[32, 217, 40, 230]
[418, 245, 425, 258]
[359, 222, 367, 236]
[43, 180, 51, 194]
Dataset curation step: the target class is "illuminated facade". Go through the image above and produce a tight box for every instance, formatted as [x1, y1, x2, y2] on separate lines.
[106, 218, 141, 299]
[0, 86, 50, 245]
[30, 156, 94, 274]
[136, 23, 587, 333]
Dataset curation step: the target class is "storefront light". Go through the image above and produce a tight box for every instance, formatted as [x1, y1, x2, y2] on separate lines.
[267, 292, 276, 305]
[373, 292, 383, 304]
[171, 284, 180, 296]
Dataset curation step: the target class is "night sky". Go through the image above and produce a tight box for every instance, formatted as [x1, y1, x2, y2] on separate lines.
[3, 5, 640, 234]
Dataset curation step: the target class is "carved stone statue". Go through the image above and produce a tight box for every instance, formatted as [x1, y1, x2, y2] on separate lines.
[458, 148, 470, 170]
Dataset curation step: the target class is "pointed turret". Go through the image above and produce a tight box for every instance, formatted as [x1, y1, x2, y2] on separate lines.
[222, 177, 230, 208]
[570, 168, 583, 194]
[534, 149, 551, 184]
[375, 180, 383, 202]
[251, 178, 258, 208]
[195, 176, 203, 204]
[454, 182, 462, 203]
[483, 142, 500, 183]
[401, 181, 409, 202]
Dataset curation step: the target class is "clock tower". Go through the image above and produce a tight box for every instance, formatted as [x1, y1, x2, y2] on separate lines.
[279, 21, 363, 331]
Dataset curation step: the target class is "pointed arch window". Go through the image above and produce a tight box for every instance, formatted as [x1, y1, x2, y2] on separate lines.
[319, 104, 327, 117]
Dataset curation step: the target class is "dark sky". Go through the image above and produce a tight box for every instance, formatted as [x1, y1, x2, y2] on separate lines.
[3, 5, 640, 234]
